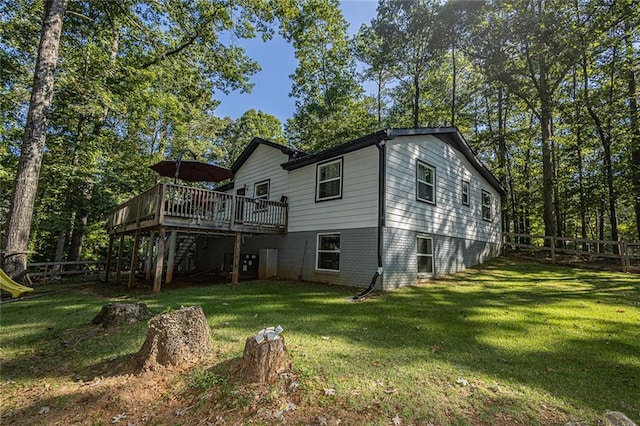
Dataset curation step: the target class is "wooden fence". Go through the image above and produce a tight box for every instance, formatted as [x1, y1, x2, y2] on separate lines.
[502, 233, 640, 273]
[26, 260, 106, 282]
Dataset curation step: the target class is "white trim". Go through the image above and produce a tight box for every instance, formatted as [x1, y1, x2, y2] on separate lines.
[461, 180, 470, 206]
[481, 189, 492, 221]
[316, 158, 343, 201]
[417, 235, 434, 276]
[416, 160, 436, 204]
[316, 232, 341, 272]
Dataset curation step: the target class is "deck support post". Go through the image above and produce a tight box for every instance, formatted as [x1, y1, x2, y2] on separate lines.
[153, 227, 166, 293]
[115, 234, 125, 285]
[128, 231, 141, 288]
[166, 230, 178, 284]
[232, 232, 242, 285]
[145, 232, 154, 280]
[104, 235, 114, 282]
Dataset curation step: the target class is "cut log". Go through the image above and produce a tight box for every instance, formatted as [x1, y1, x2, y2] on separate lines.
[135, 306, 211, 372]
[239, 335, 289, 383]
[91, 303, 151, 328]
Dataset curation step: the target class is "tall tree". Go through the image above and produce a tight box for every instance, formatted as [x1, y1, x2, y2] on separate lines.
[472, 0, 582, 239]
[373, 0, 443, 127]
[281, 0, 374, 152]
[3, 0, 68, 277]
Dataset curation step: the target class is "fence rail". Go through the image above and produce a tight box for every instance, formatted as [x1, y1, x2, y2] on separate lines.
[26, 261, 106, 282]
[503, 232, 639, 272]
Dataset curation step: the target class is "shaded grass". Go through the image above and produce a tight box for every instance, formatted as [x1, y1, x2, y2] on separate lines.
[1, 256, 638, 424]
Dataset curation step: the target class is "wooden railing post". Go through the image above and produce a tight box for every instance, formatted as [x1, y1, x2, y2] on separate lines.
[232, 232, 241, 285]
[153, 227, 166, 293]
[550, 236, 556, 264]
[619, 240, 628, 273]
[128, 231, 141, 288]
[115, 234, 125, 285]
[104, 235, 114, 282]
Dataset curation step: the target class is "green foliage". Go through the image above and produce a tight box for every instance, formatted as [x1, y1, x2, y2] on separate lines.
[281, 0, 376, 152]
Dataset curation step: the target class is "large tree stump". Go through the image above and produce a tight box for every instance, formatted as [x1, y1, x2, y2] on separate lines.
[91, 303, 151, 328]
[134, 306, 211, 372]
[239, 334, 289, 383]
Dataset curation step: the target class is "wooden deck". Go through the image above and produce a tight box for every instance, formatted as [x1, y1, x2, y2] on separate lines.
[106, 183, 288, 236]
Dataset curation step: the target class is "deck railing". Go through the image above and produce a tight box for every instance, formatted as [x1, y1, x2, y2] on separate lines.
[107, 183, 288, 234]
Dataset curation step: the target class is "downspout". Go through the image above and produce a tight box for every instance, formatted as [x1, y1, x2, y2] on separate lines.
[375, 140, 386, 274]
[349, 132, 390, 301]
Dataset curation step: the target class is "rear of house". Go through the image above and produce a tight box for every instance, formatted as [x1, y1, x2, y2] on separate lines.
[196, 128, 504, 290]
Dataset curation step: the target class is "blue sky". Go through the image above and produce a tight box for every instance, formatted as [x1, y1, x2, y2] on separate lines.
[214, 0, 378, 124]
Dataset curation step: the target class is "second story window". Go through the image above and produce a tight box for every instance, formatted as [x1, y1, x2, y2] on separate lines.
[462, 180, 470, 206]
[254, 180, 270, 211]
[416, 160, 436, 204]
[482, 189, 492, 221]
[254, 180, 270, 200]
[316, 158, 343, 201]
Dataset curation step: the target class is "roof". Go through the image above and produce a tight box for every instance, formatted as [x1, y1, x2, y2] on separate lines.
[281, 127, 506, 196]
[230, 137, 307, 174]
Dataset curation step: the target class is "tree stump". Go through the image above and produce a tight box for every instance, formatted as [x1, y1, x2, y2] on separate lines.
[91, 303, 151, 328]
[239, 335, 289, 383]
[134, 306, 211, 372]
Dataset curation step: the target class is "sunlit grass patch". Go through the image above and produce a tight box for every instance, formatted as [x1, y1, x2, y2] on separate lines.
[0, 256, 638, 424]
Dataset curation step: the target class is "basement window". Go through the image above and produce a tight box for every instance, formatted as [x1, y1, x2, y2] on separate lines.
[417, 236, 434, 275]
[316, 233, 340, 271]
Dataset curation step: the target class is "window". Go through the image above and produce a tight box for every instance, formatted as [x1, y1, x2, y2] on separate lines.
[417, 236, 434, 275]
[254, 180, 269, 200]
[254, 180, 269, 211]
[317, 233, 340, 271]
[316, 158, 343, 201]
[416, 161, 436, 203]
[461, 180, 470, 206]
[482, 189, 492, 221]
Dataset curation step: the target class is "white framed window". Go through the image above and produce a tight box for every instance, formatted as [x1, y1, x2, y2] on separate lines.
[482, 189, 492, 221]
[316, 158, 343, 201]
[254, 180, 269, 211]
[416, 160, 436, 203]
[461, 180, 470, 206]
[316, 233, 340, 271]
[417, 236, 434, 275]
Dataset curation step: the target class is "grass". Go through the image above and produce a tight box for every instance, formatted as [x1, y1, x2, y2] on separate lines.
[1, 256, 638, 425]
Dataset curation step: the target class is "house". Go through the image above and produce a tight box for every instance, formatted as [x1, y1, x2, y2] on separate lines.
[194, 127, 504, 290]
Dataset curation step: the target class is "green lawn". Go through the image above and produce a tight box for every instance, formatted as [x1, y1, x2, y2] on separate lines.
[1, 256, 638, 425]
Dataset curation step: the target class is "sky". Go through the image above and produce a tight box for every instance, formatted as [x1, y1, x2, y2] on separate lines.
[214, 0, 378, 124]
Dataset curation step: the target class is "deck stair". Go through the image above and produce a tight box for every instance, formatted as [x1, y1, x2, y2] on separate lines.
[174, 235, 196, 267]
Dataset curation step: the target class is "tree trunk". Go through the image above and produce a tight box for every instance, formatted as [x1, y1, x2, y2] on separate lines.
[412, 71, 420, 127]
[2, 0, 69, 277]
[625, 23, 640, 239]
[540, 95, 556, 240]
[450, 39, 456, 127]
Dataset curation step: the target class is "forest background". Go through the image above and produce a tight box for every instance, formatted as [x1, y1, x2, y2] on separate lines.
[1, 0, 639, 275]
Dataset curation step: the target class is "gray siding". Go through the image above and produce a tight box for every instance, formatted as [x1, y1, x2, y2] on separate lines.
[196, 227, 378, 288]
[382, 227, 501, 290]
[385, 135, 502, 245]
